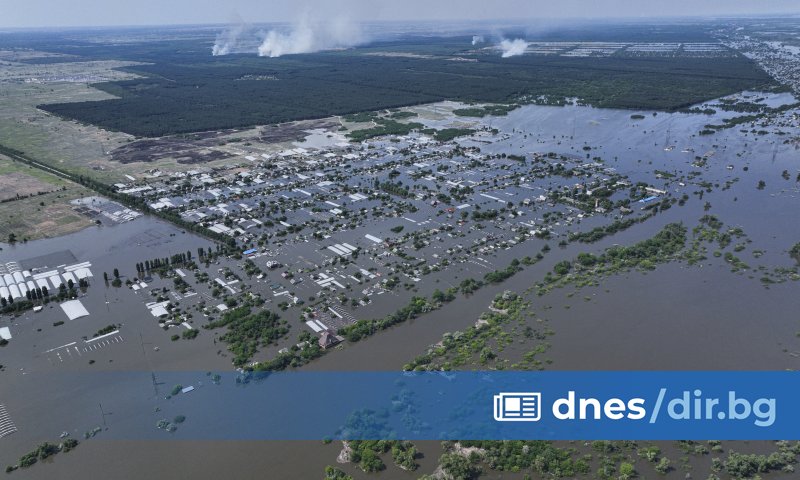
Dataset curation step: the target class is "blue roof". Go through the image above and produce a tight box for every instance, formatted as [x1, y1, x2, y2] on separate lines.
[243, 248, 258, 255]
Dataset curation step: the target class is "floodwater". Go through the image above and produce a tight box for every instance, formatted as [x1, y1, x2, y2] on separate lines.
[295, 128, 349, 149]
[2, 92, 800, 479]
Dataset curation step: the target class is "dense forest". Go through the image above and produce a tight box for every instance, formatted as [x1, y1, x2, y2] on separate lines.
[18, 28, 775, 137]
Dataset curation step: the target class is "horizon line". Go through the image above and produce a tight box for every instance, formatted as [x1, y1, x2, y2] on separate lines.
[1, 13, 799, 32]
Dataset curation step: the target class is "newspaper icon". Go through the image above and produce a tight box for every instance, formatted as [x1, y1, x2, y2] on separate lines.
[493, 392, 542, 422]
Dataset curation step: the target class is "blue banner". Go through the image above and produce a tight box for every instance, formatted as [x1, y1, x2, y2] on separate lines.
[9, 371, 797, 440]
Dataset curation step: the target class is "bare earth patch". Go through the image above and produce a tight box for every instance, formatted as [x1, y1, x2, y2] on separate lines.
[0, 200, 92, 242]
[0, 157, 94, 241]
[0, 171, 59, 201]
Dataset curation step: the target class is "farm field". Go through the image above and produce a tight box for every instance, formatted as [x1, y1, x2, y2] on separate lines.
[0, 154, 93, 242]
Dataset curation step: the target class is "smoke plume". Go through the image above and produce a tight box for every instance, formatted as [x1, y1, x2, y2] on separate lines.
[499, 39, 528, 58]
[471, 35, 485, 45]
[212, 13, 258, 56]
[258, 11, 365, 58]
[213, 23, 247, 56]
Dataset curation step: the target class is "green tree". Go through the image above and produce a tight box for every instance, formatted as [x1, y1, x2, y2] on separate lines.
[619, 461, 635, 479]
[324, 466, 353, 480]
[439, 452, 481, 480]
[654, 457, 671, 474]
[358, 449, 385, 473]
[392, 442, 419, 471]
[790, 243, 800, 263]
[553, 260, 572, 275]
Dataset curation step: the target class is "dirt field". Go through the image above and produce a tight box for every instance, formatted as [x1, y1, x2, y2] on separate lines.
[0, 52, 455, 190]
[0, 77, 344, 183]
[0, 171, 57, 201]
[0, 55, 360, 184]
[0, 155, 93, 242]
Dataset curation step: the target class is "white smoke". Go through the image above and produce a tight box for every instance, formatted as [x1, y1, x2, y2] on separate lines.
[212, 14, 255, 56]
[258, 11, 365, 58]
[471, 35, 485, 46]
[213, 23, 247, 56]
[499, 39, 529, 58]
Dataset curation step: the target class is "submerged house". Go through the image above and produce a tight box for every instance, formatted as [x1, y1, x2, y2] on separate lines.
[319, 330, 343, 349]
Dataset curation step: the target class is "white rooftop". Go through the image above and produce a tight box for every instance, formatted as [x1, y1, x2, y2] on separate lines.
[60, 300, 89, 321]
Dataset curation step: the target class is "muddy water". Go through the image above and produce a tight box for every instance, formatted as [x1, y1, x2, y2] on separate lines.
[3, 94, 800, 479]
[4, 440, 445, 480]
[520, 262, 800, 371]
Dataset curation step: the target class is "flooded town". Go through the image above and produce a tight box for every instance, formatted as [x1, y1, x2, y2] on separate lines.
[1, 9, 800, 480]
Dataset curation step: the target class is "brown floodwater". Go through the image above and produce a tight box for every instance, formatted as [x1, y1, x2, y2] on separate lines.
[3, 94, 800, 479]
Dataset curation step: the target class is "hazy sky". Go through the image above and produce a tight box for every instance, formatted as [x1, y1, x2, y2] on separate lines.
[2, 0, 799, 29]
